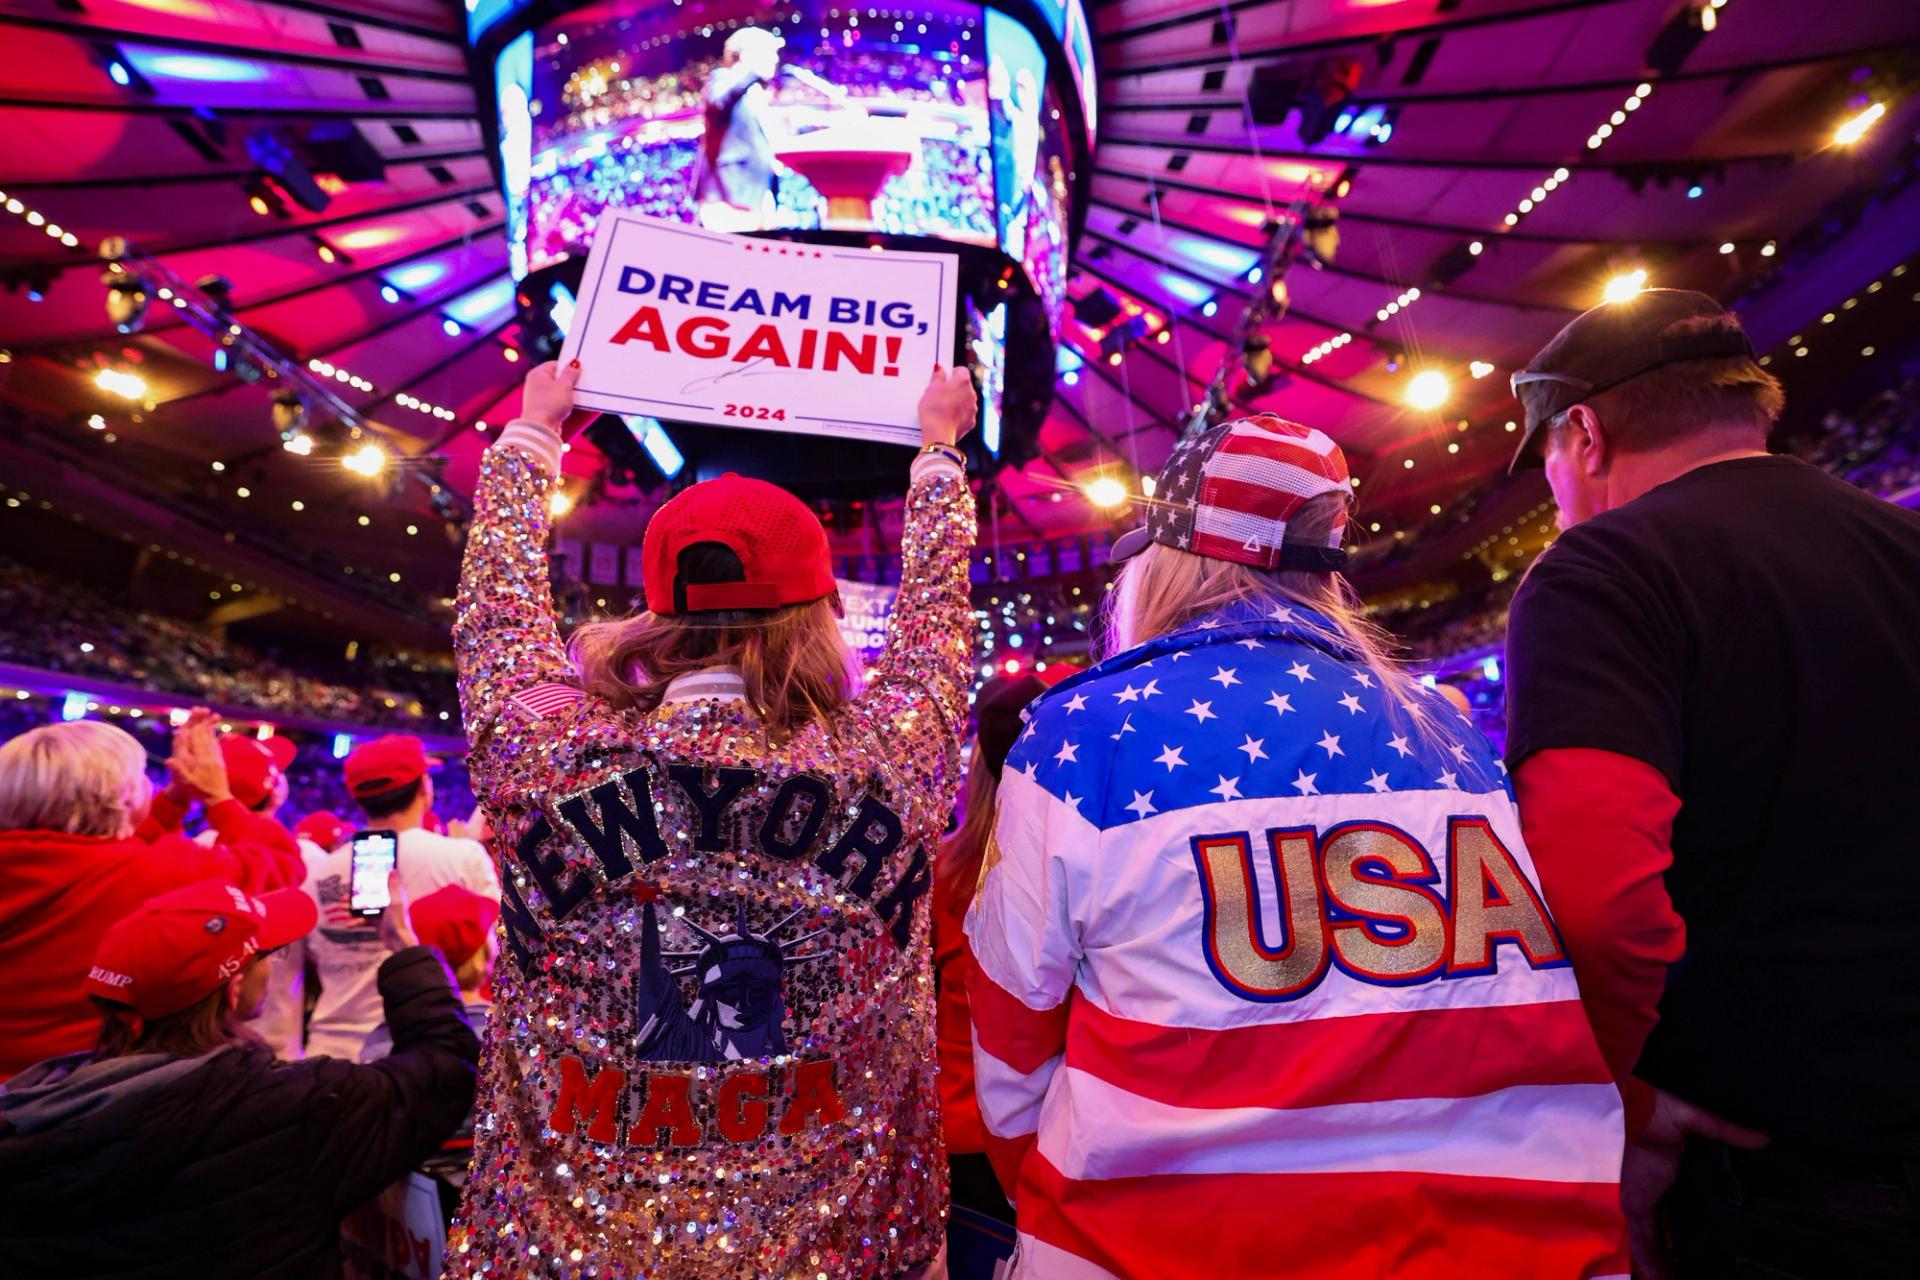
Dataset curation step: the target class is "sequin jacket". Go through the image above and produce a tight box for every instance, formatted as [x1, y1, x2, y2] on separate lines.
[447, 442, 975, 1279]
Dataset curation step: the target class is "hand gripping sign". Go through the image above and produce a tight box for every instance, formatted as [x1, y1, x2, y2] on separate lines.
[559, 210, 959, 447]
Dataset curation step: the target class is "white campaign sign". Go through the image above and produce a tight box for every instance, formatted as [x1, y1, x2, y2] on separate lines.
[559, 210, 959, 447]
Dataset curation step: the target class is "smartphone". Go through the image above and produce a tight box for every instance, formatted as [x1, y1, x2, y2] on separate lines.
[349, 830, 399, 918]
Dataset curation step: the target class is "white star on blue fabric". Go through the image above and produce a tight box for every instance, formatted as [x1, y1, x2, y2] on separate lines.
[1436, 768, 1460, 789]
[1155, 744, 1188, 771]
[1291, 770, 1320, 796]
[1170, 651, 1193, 661]
[1114, 684, 1141, 703]
[1338, 692, 1364, 715]
[1448, 741, 1472, 765]
[1111, 714, 1136, 741]
[1235, 638, 1264, 650]
[1209, 666, 1241, 689]
[1352, 671, 1376, 689]
[1125, 790, 1159, 819]
[1139, 679, 1162, 699]
[1287, 661, 1315, 683]
[1063, 694, 1089, 714]
[1266, 691, 1294, 716]
[1238, 735, 1268, 763]
[1017, 760, 1040, 781]
[1365, 770, 1392, 794]
[1062, 791, 1083, 811]
[1185, 699, 1217, 723]
[1268, 604, 1296, 624]
[1210, 775, 1244, 802]
[1197, 619, 1222, 630]
[1054, 740, 1080, 765]
[1495, 760, 1509, 775]
[1317, 731, 1344, 758]
[1388, 734, 1413, 758]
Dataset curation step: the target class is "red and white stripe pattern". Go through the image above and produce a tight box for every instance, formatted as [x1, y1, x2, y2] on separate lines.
[509, 682, 585, 719]
[966, 769, 1629, 1279]
[1149, 416, 1351, 571]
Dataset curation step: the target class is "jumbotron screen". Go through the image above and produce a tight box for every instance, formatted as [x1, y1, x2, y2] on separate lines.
[517, 1, 995, 269]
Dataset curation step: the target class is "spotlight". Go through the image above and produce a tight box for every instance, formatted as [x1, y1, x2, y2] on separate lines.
[342, 443, 387, 477]
[1083, 475, 1129, 509]
[380, 285, 401, 304]
[102, 271, 150, 333]
[1469, 361, 1495, 379]
[283, 432, 314, 456]
[1241, 333, 1274, 386]
[1404, 369, 1450, 411]
[1202, 299, 1219, 318]
[94, 367, 149, 400]
[243, 175, 288, 219]
[549, 489, 574, 517]
[271, 392, 309, 435]
[1834, 101, 1886, 147]
[1602, 268, 1649, 304]
[442, 318, 462, 336]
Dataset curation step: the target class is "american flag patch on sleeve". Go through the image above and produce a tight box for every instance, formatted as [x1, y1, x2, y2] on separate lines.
[510, 683, 586, 718]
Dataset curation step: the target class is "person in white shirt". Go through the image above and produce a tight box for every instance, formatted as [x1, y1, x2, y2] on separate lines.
[303, 735, 499, 1060]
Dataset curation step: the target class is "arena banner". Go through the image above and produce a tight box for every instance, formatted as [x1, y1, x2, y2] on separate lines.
[560, 210, 959, 447]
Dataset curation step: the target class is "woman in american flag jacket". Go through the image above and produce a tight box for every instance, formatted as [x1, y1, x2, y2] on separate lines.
[966, 415, 1629, 1279]
[447, 360, 976, 1279]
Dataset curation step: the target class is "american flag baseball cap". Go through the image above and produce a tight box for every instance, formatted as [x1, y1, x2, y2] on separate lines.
[1111, 414, 1352, 572]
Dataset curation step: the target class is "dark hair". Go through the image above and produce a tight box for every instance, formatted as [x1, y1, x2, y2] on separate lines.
[90, 988, 262, 1061]
[358, 777, 423, 820]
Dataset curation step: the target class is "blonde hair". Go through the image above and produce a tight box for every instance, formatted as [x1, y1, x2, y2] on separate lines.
[1107, 493, 1446, 749]
[939, 744, 999, 892]
[0, 720, 154, 838]
[570, 598, 860, 743]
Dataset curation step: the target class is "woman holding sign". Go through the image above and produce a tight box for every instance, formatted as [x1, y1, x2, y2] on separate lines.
[447, 359, 977, 1279]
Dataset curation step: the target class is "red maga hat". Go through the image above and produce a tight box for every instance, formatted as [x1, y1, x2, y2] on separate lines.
[641, 473, 835, 616]
[410, 884, 501, 971]
[84, 879, 317, 1019]
[218, 736, 286, 810]
[293, 811, 351, 850]
[344, 734, 438, 800]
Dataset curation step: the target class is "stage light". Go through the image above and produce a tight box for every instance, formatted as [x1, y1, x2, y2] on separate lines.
[442, 318, 462, 336]
[235, 486, 250, 498]
[332, 733, 353, 759]
[1202, 299, 1219, 318]
[61, 692, 89, 721]
[1084, 476, 1129, 509]
[283, 432, 314, 456]
[623, 415, 684, 478]
[243, 175, 286, 218]
[271, 393, 308, 435]
[1719, 241, 1736, 254]
[94, 367, 148, 400]
[1760, 240, 1777, 257]
[1404, 370, 1450, 411]
[108, 60, 131, 86]
[1602, 268, 1649, 303]
[103, 272, 151, 333]
[343, 443, 387, 477]
[1834, 101, 1886, 147]
[1141, 475, 1157, 497]
[1062, 370, 1079, 386]
[315, 240, 337, 264]
[1469, 361, 1495, 379]
[1106, 352, 1122, 366]
[549, 489, 573, 517]
[503, 347, 521, 361]
[1505, 420, 1518, 432]
[380, 285, 401, 304]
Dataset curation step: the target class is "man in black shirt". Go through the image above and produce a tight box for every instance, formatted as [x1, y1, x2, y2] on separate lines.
[1503, 290, 1920, 1277]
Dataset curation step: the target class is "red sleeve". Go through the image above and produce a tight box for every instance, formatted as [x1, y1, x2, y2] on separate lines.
[135, 789, 190, 844]
[1516, 747, 1686, 1138]
[199, 800, 305, 893]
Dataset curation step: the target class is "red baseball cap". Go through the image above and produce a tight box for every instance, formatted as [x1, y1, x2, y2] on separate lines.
[642, 473, 835, 616]
[410, 884, 501, 970]
[344, 734, 436, 800]
[1112, 415, 1352, 573]
[219, 736, 286, 810]
[294, 811, 351, 849]
[84, 879, 318, 1019]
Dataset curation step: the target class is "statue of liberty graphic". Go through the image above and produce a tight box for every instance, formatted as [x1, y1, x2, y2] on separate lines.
[633, 897, 832, 1063]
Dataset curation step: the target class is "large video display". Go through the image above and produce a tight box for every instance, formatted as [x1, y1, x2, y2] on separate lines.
[517, 1, 997, 272]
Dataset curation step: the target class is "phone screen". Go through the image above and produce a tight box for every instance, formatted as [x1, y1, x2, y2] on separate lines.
[349, 830, 399, 917]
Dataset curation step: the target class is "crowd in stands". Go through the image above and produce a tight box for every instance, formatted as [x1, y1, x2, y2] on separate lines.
[1782, 373, 1920, 498]
[0, 558, 458, 730]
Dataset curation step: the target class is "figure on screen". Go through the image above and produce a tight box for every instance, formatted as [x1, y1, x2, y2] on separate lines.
[694, 28, 847, 233]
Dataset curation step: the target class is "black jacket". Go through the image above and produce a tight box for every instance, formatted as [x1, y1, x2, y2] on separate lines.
[0, 947, 478, 1279]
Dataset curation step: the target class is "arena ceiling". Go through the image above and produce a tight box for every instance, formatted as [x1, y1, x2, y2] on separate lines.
[0, 0, 1916, 638]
